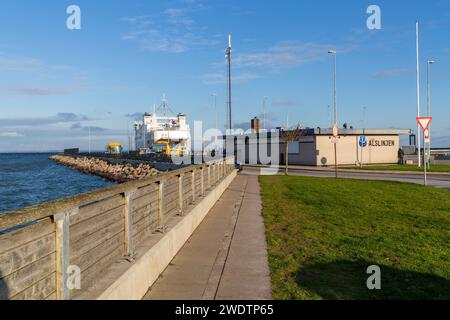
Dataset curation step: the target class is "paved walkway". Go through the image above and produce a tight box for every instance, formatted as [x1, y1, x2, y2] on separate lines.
[143, 175, 272, 300]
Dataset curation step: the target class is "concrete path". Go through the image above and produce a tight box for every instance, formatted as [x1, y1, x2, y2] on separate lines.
[143, 175, 272, 300]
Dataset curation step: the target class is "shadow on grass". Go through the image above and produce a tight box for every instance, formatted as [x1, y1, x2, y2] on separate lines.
[296, 260, 450, 300]
[0, 270, 8, 300]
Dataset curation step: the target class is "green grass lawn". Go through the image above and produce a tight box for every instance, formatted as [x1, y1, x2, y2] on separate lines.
[260, 175, 450, 300]
[342, 164, 450, 173]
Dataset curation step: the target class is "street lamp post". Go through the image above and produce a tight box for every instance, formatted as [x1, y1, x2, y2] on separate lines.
[416, 21, 422, 167]
[363, 106, 367, 129]
[211, 93, 218, 130]
[225, 34, 232, 132]
[328, 50, 338, 178]
[263, 96, 268, 130]
[426, 60, 435, 169]
[328, 50, 337, 127]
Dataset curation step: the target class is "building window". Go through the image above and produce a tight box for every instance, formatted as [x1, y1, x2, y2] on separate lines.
[288, 142, 300, 154]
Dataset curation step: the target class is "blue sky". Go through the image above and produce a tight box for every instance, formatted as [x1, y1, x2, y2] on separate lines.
[0, 0, 449, 151]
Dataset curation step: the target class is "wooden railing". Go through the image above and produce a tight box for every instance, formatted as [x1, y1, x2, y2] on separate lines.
[0, 157, 235, 300]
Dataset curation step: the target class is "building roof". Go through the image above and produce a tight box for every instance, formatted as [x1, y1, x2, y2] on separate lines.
[307, 128, 413, 136]
[223, 128, 412, 138]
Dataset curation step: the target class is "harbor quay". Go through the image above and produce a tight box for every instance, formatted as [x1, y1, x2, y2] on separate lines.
[1, 1, 450, 310]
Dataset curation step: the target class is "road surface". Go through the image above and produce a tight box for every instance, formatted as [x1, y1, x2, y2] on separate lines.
[241, 166, 450, 190]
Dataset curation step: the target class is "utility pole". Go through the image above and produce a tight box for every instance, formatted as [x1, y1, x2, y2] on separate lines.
[328, 50, 338, 127]
[416, 21, 422, 167]
[225, 34, 232, 132]
[263, 96, 268, 130]
[212, 93, 218, 130]
[327, 105, 331, 127]
[360, 107, 367, 167]
[426, 60, 435, 169]
[363, 106, 367, 129]
[328, 50, 338, 178]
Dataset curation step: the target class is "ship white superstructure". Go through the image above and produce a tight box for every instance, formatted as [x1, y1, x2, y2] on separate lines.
[134, 95, 191, 155]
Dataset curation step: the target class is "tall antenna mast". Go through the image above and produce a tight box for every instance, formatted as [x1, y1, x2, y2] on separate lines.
[327, 105, 331, 127]
[225, 33, 232, 131]
[416, 21, 422, 167]
[162, 94, 168, 116]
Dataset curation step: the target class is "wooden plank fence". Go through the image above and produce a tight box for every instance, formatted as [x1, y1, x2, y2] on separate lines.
[0, 157, 235, 300]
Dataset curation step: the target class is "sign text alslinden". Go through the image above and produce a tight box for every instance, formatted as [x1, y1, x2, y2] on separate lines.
[368, 139, 395, 147]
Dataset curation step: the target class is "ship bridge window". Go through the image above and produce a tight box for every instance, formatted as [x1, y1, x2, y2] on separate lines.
[153, 145, 167, 153]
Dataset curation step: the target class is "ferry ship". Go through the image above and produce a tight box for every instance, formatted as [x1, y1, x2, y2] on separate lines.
[134, 95, 191, 156]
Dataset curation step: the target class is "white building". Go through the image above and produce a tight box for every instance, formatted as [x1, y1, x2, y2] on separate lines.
[134, 96, 191, 155]
[224, 127, 413, 166]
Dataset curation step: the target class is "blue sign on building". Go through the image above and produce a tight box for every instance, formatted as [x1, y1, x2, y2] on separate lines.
[359, 135, 367, 148]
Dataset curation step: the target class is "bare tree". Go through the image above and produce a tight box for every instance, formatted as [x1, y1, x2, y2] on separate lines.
[281, 125, 305, 175]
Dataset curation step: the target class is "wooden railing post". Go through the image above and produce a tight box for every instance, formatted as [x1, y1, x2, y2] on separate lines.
[191, 170, 196, 203]
[216, 163, 219, 182]
[216, 162, 219, 181]
[216, 163, 219, 183]
[178, 174, 184, 215]
[124, 190, 137, 261]
[208, 164, 211, 189]
[200, 167, 205, 196]
[54, 208, 78, 300]
[157, 180, 165, 232]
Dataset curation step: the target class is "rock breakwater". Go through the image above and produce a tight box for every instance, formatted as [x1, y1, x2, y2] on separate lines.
[50, 155, 160, 183]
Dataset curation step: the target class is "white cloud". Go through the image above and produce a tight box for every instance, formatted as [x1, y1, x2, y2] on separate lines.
[272, 99, 302, 107]
[0, 113, 92, 127]
[121, 3, 216, 53]
[0, 86, 72, 96]
[164, 8, 189, 17]
[201, 72, 259, 85]
[0, 126, 128, 152]
[121, 29, 191, 53]
[0, 57, 42, 72]
[234, 42, 335, 69]
[203, 40, 343, 85]
[203, 39, 353, 86]
[371, 69, 410, 78]
[0, 131, 24, 137]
